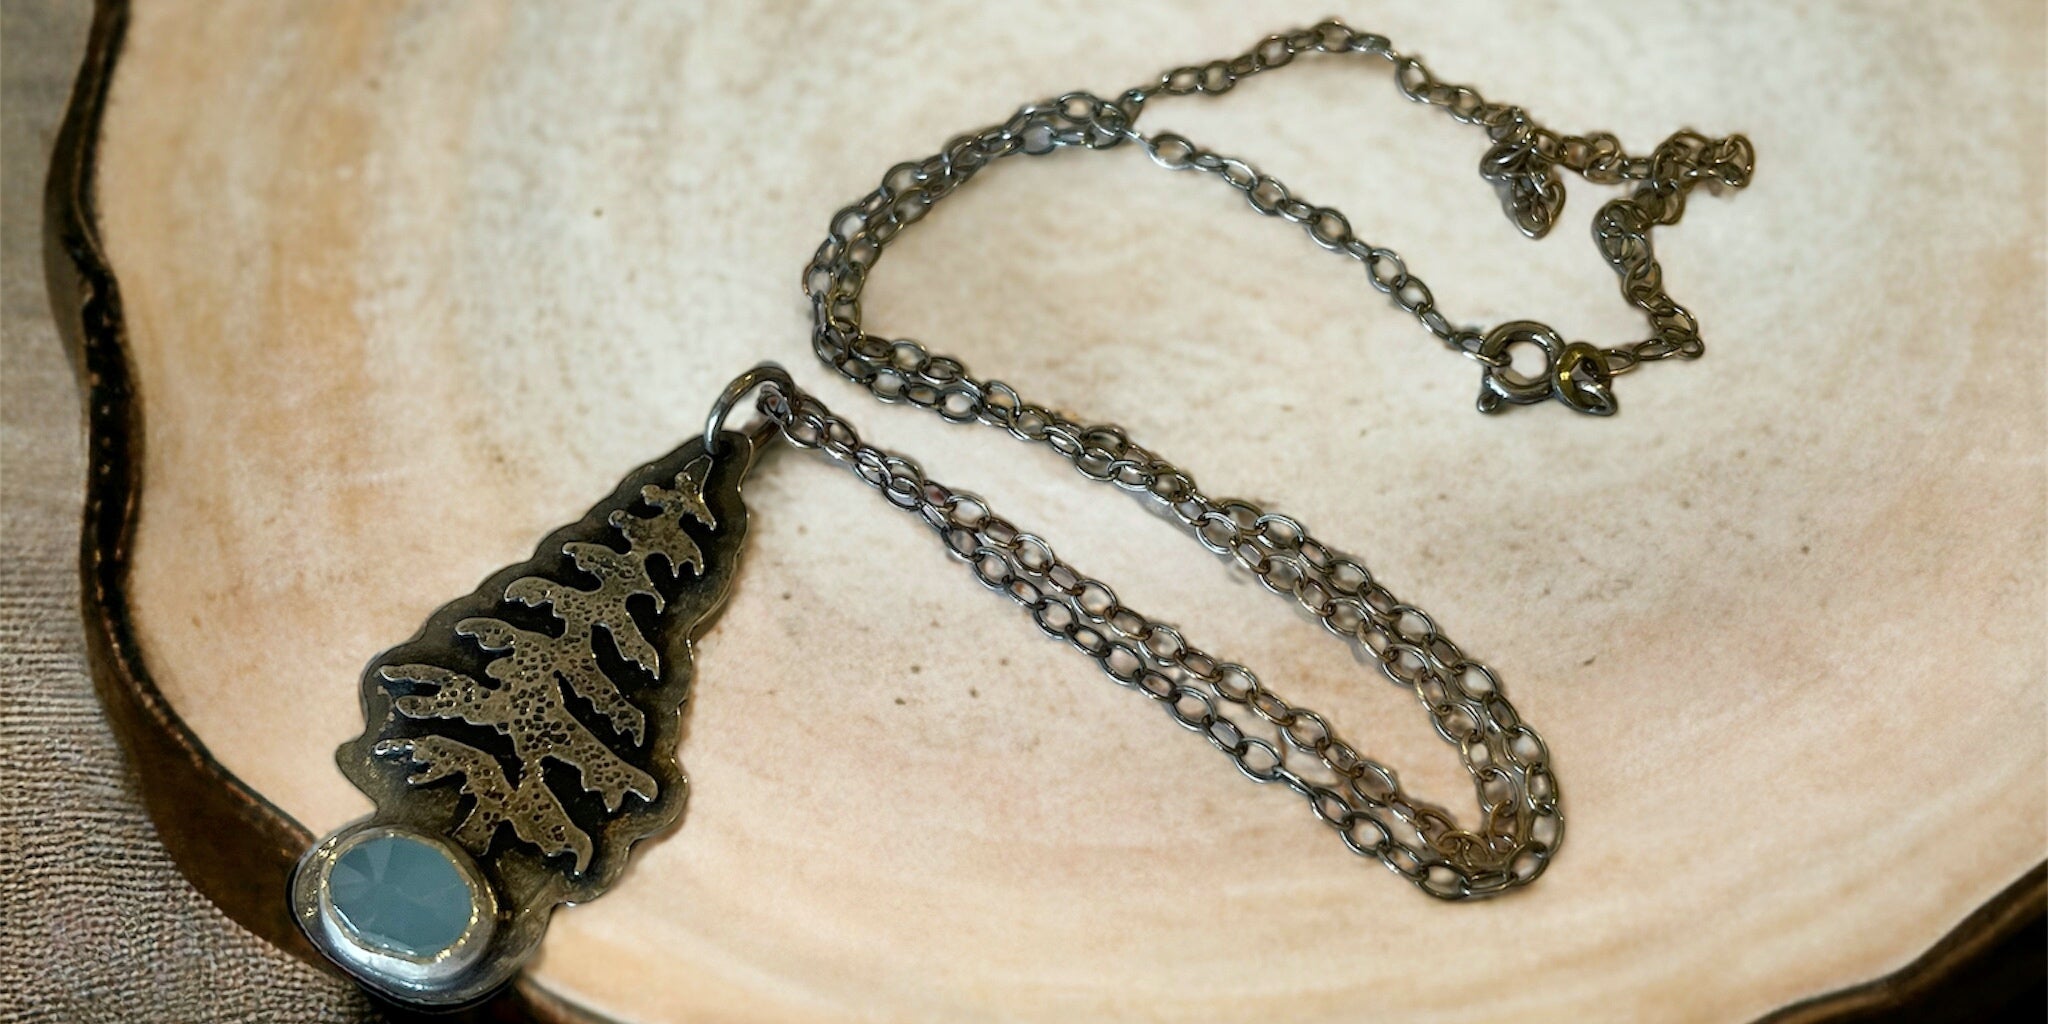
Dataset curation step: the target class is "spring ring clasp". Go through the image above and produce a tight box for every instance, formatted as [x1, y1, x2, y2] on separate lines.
[1474, 321, 1617, 417]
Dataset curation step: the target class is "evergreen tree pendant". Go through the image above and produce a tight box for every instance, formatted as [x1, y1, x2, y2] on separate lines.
[291, 427, 765, 1008]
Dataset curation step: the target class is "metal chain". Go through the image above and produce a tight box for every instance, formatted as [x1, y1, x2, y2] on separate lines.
[803, 19, 1752, 416]
[752, 376, 1556, 899]
[756, 20, 1752, 897]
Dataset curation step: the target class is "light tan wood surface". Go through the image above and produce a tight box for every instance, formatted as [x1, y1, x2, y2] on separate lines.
[93, 1, 2044, 1021]
[7, 2, 374, 1019]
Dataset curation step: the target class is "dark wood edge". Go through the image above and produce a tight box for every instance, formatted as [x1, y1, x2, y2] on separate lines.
[1751, 862, 2044, 1024]
[42, 0, 318, 962]
[40, 2, 601, 1021]
[39, 1, 2042, 1020]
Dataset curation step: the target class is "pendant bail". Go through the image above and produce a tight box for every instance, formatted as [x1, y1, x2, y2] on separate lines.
[704, 362, 796, 455]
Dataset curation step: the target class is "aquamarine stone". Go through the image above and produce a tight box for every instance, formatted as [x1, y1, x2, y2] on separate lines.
[326, 833, 475, 959]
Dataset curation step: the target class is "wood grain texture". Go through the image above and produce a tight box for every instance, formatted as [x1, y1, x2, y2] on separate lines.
[5, 1, 372, 1020]
[83, 1, 2044, 1021]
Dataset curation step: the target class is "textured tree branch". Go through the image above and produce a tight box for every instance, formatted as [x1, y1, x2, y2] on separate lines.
[370, 461, 715, 875]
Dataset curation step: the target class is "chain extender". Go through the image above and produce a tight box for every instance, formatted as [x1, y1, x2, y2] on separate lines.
[806, 18, 1752, 418]
[735, 21, 1751, 899]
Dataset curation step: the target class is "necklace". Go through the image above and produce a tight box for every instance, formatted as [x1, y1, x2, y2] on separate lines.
[289, 20, 1753, 1008]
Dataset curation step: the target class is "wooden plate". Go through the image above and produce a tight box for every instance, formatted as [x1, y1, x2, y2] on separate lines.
[49, 0, 2045, 1020]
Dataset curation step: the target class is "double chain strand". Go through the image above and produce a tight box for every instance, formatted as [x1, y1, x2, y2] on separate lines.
[750, 21, 1752, 898]
[750, 375, 1554, 900]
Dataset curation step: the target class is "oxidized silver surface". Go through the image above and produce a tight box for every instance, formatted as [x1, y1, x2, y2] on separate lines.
[292, 431, 760, 1007]
[786, 19, 1750, 898]
[801, 19, 1753, 420]
[295, 21, 1759, 1008]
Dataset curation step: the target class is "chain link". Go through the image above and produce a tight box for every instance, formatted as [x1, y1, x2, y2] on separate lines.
[804, 20, 1751, 414]
[767, 20, 1751, 896]
[755, 379, 1557, 899]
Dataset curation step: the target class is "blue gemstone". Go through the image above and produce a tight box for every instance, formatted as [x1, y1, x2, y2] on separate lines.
[326, 834, 475, 959]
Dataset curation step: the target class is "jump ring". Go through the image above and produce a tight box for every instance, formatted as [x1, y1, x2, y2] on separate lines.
[705, 362, 797, 454]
